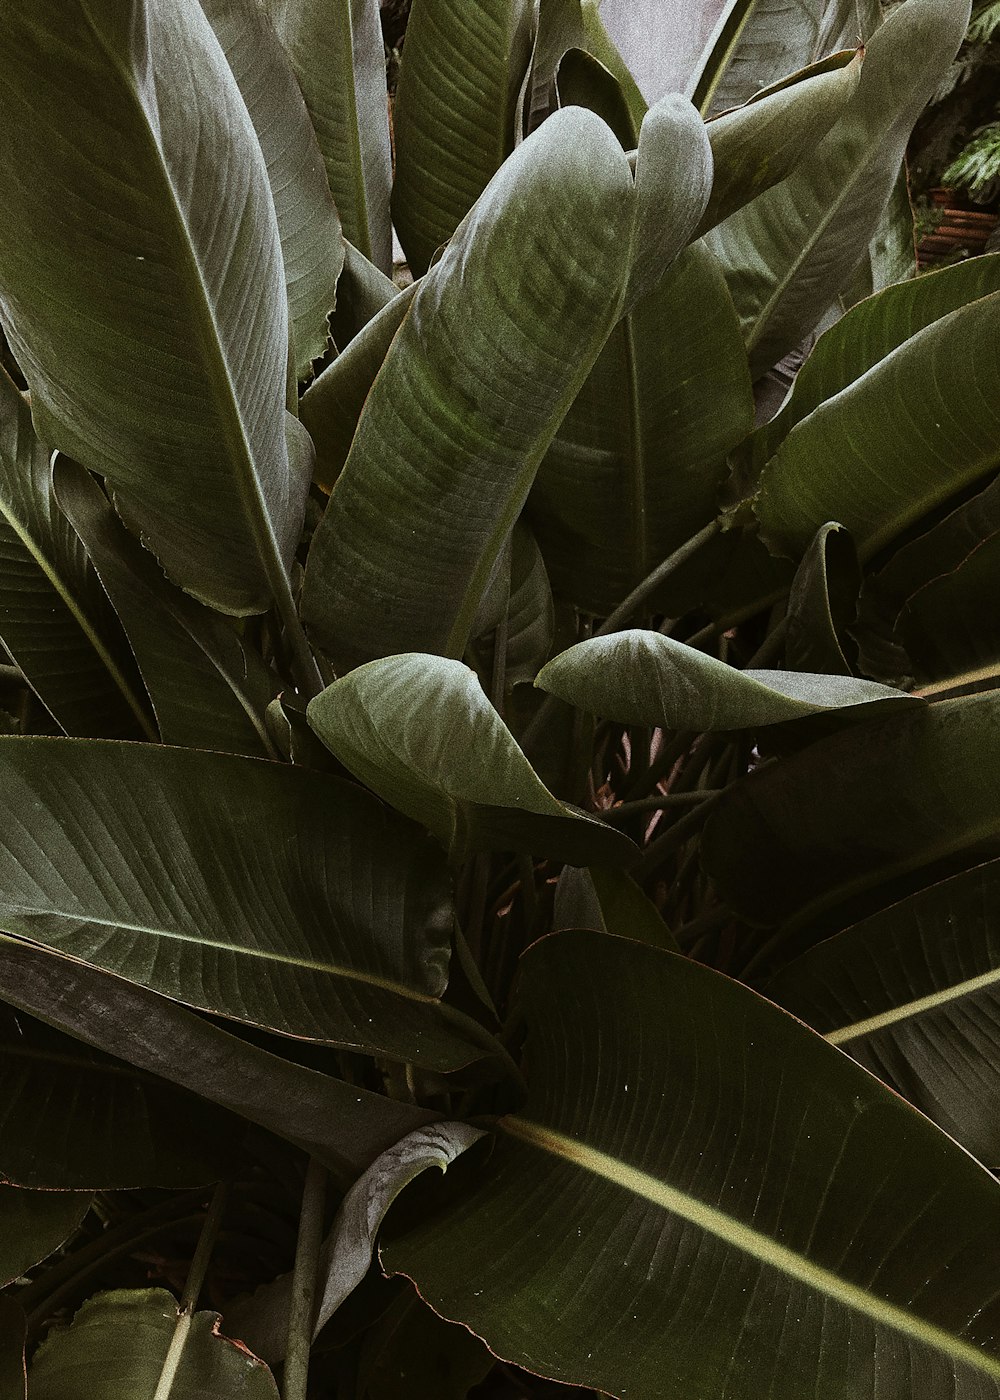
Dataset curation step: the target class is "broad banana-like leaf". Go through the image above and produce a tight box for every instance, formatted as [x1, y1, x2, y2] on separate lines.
[392, 0, 535, 275]
[0, 1188, 91, 1289]
[839, 163, 917, 310]
[528, 242, 752, 617]
[0, 938, 437, 1178]
[0, 1298, 25, 1400]
[785, 523, 860, 675]
[770, 860, 1000, 1167]
[303, 103, 711, 665]
[54, 460, 277, 758]
[264, 0, 392, 272]
[0, 738, 486, 1072]
[704, 0, 969, 376]
[537, 630, 916, 730]
[0, 0, 309, 617]
[307, 655, 635, 865]
[330, 240, 399, 351]
[753, 289, 1000, 561]
[27, 1290, 279, 1400]
[703, 691, 1000, 930]
[899, 535, 1000, 684]
[0, 372, 154, 740]
[200, 0, 343, 378]
[0, 999, 241, 1189]
[384, 930, 1000, 1399]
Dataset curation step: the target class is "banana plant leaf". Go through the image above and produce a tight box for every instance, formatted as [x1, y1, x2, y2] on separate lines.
[0, 0, 309, 617]
[383, 929, 1000, 1399]
[769, 859, 1000, 1167]
[27, 1290, 279, 1400]
[303, 101, 712, 665]
[0, 372, 154, 740]
[264, 0, 392, 273]
[784, 522, 861, 675]
[0, 738, 487, 1072]
[0, 1188, 92, 1289]
[330, 240, 399, 351]
[307, 654, 635, 865]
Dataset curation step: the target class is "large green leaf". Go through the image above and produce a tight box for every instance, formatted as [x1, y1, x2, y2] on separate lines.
[28, 1290, 279, 1400]
[702, 691, 1000, 930]
[392, 0, 534, 276]
[264, 0, 392, 272]
[0, 372, 154, 740]
[302, 102, 712, 666]
[384, 930, 1000, 1398]
[0, 1188, 91, 1289]
[703, 0, 969, 376]
[307, 655, 635, 865]
[769, 860, 1000, 1167]
[537, 630, 917, 730]
[753, 290, 1000, 562]
[0, 0, 309, 617]
[199, 0, 343, 378]
[0, 738, 486, 1072]
[0, 937, 437, 1178]
[54, 459, 277, 758]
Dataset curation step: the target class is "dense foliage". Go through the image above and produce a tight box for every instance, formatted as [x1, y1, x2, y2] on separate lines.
[1, 0, 1000, 1397]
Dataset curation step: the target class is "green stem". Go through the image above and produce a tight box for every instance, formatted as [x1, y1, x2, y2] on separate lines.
[635, 790, 723, 880]
[274, 578, 325, 700]
[594, 520, 722, 640]
[604, 788, 724, 821]
[914, 662, 1000, 698]
[283, 1158, 328, 1400]
[152, 1182, 230, 1400]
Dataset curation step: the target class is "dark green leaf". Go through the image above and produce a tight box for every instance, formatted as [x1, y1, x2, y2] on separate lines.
[330, 240, 399, 351]
[357, 1286, 493, 1400]
[785, 523, 860, 675]
[556, 47, 638, 147]
[554, 865, 678, 950]
[899, 535, 1000, 687]
[0, 1187, 91, 1289]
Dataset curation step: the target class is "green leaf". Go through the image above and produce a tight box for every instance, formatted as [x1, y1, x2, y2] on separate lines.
[0, 0, 309, 617]
[784, 523, 860, 675]
[0, 1298, 25, 1400]
[308, 655, 635, 865]
[702, 691, 1000, 930]
[303, 103, 711, 665]
[0, 372, 154, 741]
[753, 289, 1000, 562]
[200, 0, 343, 378]
[899, 535, 1000, 685]
[384, 929, 1000, 1398]
[536, 630, 917, 730]
[27, 1289, 279, 1400]
[528, 242, 753, 618]
[264, 0, 392, 272]
[0, 1187, 91, 1289]
[704, 0, 970, 375]
[554, 865, 679, 951]
[769, 859, 1000, 1167]
[555, 47, 639, 147]
[526, 0, 588, 133]
[0, 738, 485, 1072]
[53, 459, 277, 758]
[391, 0, 535, 275]
[330, 239, 399, 351]
[0, 937, 437, 1179]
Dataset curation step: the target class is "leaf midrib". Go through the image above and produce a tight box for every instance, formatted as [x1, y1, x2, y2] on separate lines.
[827, 963, 1000, 1045]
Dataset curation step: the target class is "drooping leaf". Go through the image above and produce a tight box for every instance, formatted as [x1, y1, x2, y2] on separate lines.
[264, 0, 392, 272]
[769, 860, 1000, 1167]
[53, 459, 277, 758]
[27, 1290, 279, 1400]
[0, 372, 154, 741]
[0, 0, 309, 616]
[0, 937, 437, 1179]
[199, 0, 343, 378]
[391, 0, 535, 275]
[0, 1187, 91, 1289]
[303, 102, 712, 666]
[784, 523, 860, 675]
[384, 930, 1000, 1399]
[307, 655, 635, 865]
[537, 630, 917, 731]
[0, 738, 486, 1072]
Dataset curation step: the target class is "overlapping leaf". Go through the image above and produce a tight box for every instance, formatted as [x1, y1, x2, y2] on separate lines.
[0, 1188, 91, 1289]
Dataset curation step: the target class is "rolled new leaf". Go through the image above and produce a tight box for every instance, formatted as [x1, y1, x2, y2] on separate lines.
[536, 629, 917, 730]
[307, 654, 636, 865]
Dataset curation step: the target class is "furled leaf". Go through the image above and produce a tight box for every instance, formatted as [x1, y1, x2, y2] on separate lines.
[303, 103, 711, 665]
[769, 860, 1000, 1167]
[537, 630, 917, 730]
[0, 1298, 25, 1400]
[0, 738, 485, 1072]
[307, 655, 635, 865]
[785, 523, 860, 675]
[0, 1187, 91, 1289]
[702, 691, 1000, 930]
[704, 0, 970, 376]
[0, 0, 309, 616]
[27, 1289, 279, 1400]
[526, 0, 588, 132]
[0, 372, 154, 741]
[199, 0, 343, 377]
[54, 460, 277, 758]
[384, 929, 1000, 1398]
[265, 0, 392, 272]
[0, 938, 437, 1178]
[753, 289, 1000, 562]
